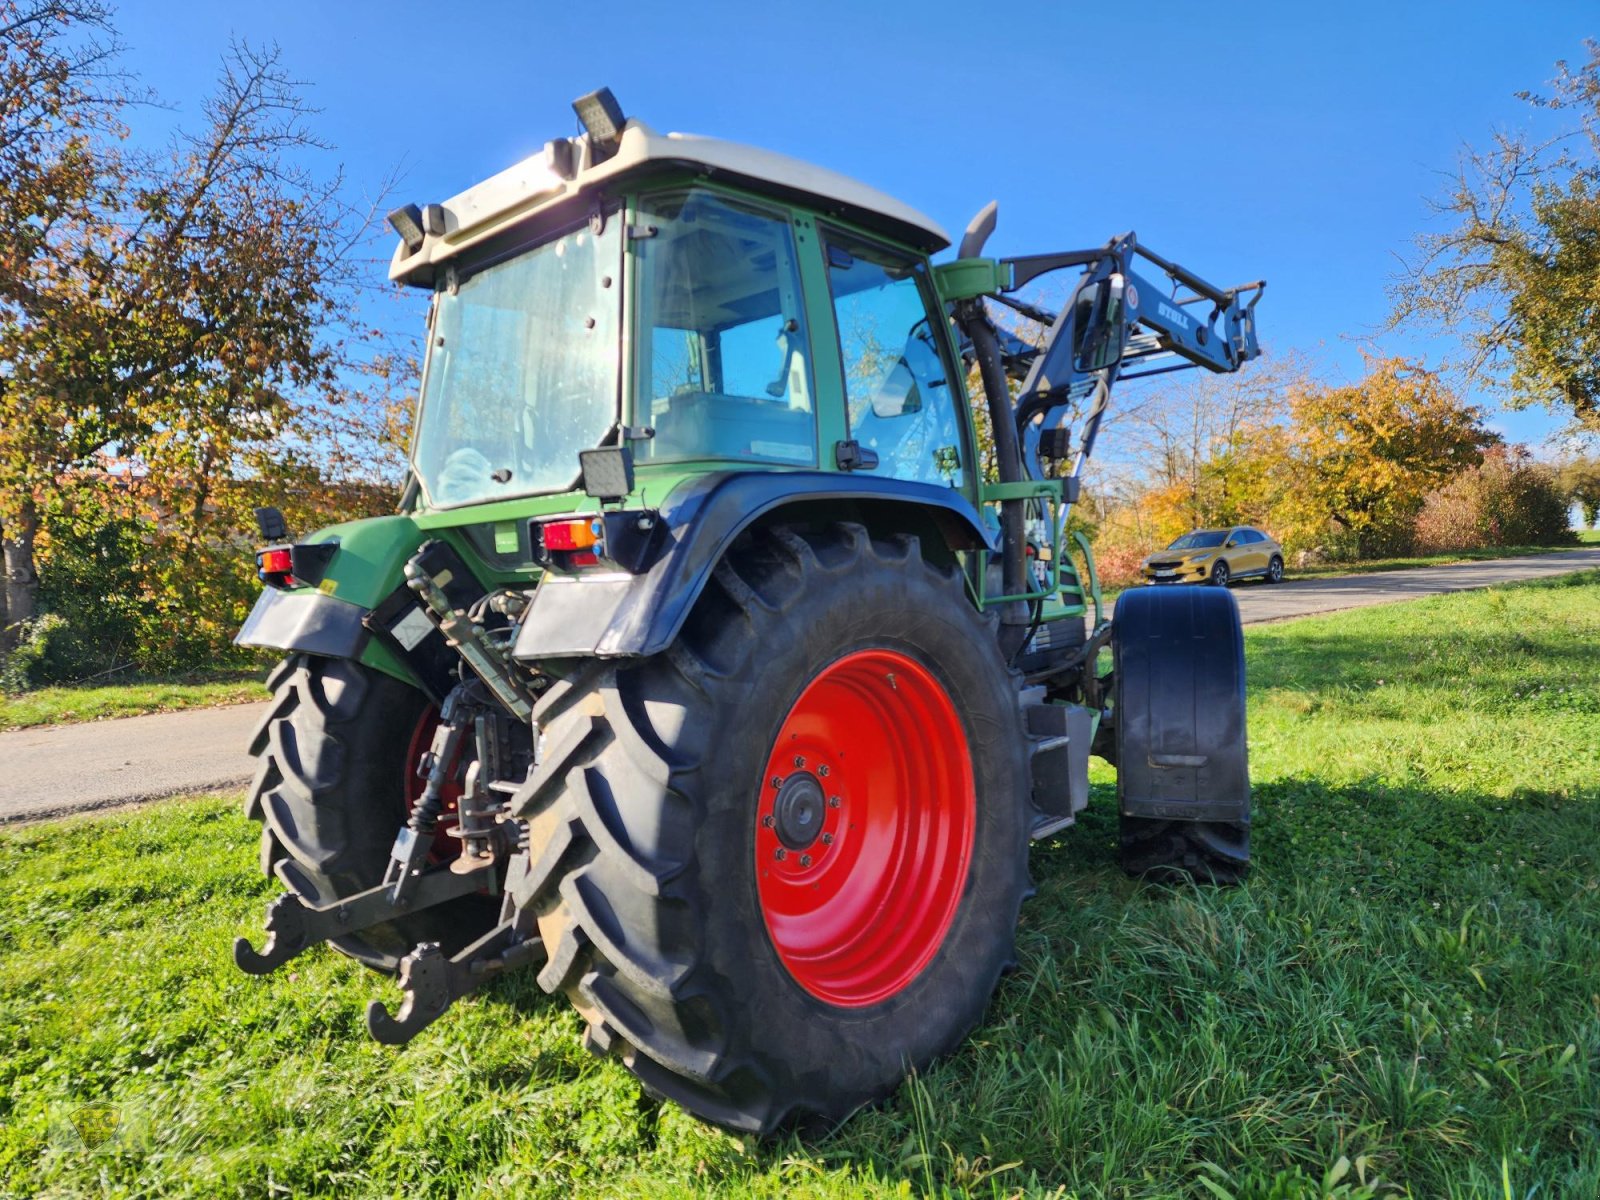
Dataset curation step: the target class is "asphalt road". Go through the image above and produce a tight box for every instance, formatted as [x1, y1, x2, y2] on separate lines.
[2, 546, 1597, 823]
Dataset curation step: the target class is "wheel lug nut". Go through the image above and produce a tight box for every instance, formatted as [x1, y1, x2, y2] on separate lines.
[828, 795, 841, 808]
[821, 833, 834, 845]
[818, 764, 829, 777]
[762, 815, 775, 828]
[774, 848, 787, 861]
[793, 755, 805, 768]
[800, 854, 812, 867]
[770, 775, 783, 789]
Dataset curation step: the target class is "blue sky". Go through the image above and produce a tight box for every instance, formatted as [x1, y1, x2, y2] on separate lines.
[113, 0, 1595, 450]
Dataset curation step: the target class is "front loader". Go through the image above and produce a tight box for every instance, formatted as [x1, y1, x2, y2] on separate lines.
[233, 88, 1265, 1133]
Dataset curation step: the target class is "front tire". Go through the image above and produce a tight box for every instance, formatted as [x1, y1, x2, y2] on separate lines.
[1210, 559, 1231, 587]
[245, 654, 499, 972]
[514, 524, 1032, 1133]
[1111, 587, 1250, 884]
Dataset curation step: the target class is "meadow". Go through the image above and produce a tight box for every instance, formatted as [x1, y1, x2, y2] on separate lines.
[1, 573, 1597, 1198]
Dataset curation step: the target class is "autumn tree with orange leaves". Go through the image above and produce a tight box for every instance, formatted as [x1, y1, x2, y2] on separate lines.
[0, 2, 405, 668]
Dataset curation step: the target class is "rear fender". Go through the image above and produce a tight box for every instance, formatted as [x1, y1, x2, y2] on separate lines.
[513, 471, 995, 662]
[235, 514, 432, 688]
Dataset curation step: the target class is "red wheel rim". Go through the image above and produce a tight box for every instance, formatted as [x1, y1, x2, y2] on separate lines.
[404, 707, 463, 864]
[754, 648, 975, 1007]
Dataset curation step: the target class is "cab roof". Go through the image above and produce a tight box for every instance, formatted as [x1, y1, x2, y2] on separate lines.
[388, 120, 950, 287]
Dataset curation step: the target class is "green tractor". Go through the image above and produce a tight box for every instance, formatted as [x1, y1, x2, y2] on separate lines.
[235, 88, 1264, 1133]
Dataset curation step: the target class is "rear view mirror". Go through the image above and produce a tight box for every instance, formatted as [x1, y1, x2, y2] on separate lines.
[1073, 275, 1129, 373]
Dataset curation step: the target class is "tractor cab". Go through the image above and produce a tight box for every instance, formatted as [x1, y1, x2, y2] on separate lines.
[391, 95, 970, 523]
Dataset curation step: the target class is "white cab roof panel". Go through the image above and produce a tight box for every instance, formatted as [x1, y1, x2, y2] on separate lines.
[389, 121, 949, 284]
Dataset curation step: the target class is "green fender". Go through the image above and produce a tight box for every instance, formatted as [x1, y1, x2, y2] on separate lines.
[234, 514, 435, 687]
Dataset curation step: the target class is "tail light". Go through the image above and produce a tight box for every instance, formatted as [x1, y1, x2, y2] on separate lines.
[541, 518, 601, 552]
[257, 546, 295, 586]
[255, 541, 336, 589]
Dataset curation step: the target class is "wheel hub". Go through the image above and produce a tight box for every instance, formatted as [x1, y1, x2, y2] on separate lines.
[754, 648, 975, 1008]
[771, 771, 825, 849]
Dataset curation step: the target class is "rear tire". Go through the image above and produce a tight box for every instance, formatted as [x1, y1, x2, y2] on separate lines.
[245, 653, 499, 972]
[1266, 555, 1284, 584]
[513, 524, 1032, 1133]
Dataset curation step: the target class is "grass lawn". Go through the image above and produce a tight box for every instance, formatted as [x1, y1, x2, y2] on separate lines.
[1287, 537, 1599, 581]
[0, 667, 269, 731]
[2, 573, 1598, 1197]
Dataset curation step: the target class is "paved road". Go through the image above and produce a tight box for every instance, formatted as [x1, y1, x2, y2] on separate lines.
[1223, 546, 1600, 625]
[3, 547, 1597, 823]
[0, 702, 268, 823]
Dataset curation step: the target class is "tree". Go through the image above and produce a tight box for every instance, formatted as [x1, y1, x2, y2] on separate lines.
[0, 0, 127, 629]
[1560, 456, 1600, 527]
[1280, 358, 1495, 557]
[0, 8, 391, 635]
[1390, 41, 1600, 433]
[1117, 352, 1304, 539]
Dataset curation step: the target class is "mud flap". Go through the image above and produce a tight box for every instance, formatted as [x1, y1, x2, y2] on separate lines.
[1112, 585, 1248, 823]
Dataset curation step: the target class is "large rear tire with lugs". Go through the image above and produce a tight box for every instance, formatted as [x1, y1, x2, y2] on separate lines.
[512, 524, 1032, 1133]
[1111, 586, 1251, 884]
[245, 653, 499, 972]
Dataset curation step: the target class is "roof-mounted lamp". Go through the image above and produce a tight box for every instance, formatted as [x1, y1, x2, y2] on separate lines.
[572, 87, 626, 161]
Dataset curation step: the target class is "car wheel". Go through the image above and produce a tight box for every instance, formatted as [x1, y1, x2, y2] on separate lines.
[1210, 560, 1230, 587]
[1266, 555, 1284, 584]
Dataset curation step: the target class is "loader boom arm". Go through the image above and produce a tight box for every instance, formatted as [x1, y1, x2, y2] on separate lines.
[943, 222, 1265, 628]
[1001, 233, 1264, 422]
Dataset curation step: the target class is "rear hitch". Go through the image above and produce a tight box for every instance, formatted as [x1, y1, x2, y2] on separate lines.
[233, 861, 493, 976]
[365, 921, 543, 1045]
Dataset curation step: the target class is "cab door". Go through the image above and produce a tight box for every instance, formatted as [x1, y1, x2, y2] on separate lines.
[819, 229, 972, 494]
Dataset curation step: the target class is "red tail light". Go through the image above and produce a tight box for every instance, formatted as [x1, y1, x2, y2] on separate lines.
[542, 518, 601, 552]
[258, 547, 293, 576]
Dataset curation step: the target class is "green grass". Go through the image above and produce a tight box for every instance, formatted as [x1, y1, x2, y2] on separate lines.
[1288, 539, 1596, 581]
[3, 574, 1600, 1197]
[0, 668, 269, 730]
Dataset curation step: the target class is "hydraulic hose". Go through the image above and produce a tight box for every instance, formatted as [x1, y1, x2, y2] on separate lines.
[959, 303, 1028, 606]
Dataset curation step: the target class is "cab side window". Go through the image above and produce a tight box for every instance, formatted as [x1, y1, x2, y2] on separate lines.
[823, 234, 965, 488]
[633, 189, 817, 466]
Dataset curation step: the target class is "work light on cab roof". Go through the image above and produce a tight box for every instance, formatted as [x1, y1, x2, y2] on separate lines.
[236, 85, 1267, 1135]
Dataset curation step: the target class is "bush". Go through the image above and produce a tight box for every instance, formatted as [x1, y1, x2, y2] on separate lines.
[1414, 446, 1575, 553]
[1412, 487, 1481, 553]
[8, 482, 265, 687]
[29, 489, 152, 681]
[1090, 542, 1147, 590]
[0, 614, 73, 693]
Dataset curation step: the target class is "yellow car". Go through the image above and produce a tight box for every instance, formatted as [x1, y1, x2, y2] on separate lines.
[1141, 526, 1285, 587]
